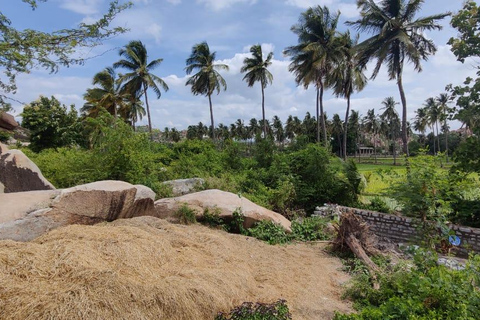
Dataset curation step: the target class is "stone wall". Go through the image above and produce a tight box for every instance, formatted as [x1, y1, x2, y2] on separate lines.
[319, 206, 480, 257]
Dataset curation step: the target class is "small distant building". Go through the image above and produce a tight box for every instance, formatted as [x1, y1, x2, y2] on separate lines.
[358, 146, 374, 157]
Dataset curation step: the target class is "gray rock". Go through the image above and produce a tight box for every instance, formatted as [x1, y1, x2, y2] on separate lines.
[162, 178, 205, 197]
[0, 181, 156, 241]
[154, 189, 291, 232]
[0, 148, 55, 193]
[0, 112, 18, 131]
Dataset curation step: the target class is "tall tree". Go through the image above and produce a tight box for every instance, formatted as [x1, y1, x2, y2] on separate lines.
[330, 31, 367, 160]
[185, 42, 229, 141]
[241, 44, 274, 138]
[114, 40, 169, 138]
[284, 6, 340, 146]
[83, 67, 128, 120]
[424, 97, 441, 154]
[436, 93, 452, 161]
[413, 106, 429, 147]
[331, 113, 344, 158]
[348, 0, 449, 156]
[380, 97, 400, 165]
[363, 109, 381, 163]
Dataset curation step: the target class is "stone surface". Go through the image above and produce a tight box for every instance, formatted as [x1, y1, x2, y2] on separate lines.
[0, 148, 55, 193]
[162, 178, 205, 196]
[154, 189, 291, 232]
[0, 112, 18, 131]
[0, 181, 156, 241]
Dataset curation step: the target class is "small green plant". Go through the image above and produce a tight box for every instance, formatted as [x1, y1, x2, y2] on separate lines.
[215, 299, 292, 320]
[361, 197, 392, 214]
[247, 220, 290, 245]
[229, 208, 247, 234]
[291, 216, 332, 241]
[175, 204, 196, 225]
[202, 207, 227, 230]
[0, 130, 12, 142]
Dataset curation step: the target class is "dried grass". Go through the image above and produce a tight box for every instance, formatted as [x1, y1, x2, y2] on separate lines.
[0, 217, 351, 319]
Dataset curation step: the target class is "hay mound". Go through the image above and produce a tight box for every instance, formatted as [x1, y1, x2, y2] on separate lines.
[0, 217, 351, 319]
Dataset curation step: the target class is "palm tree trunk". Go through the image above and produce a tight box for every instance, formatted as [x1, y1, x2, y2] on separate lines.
[261, 83, 266, 139]
[343, 95, 351, 161]
[144, 84, 153, 140]
[432, 125, 436, 154]
[316, 86, 320, 144]
[319, 80, 327, 148]
[436, 121, 440, 154]
[392, 133, 397, 166]
[397, 72, 409, 156]
[208, 93, 216, 141]
[445, 120, 449, 162]
[374, 131, 377, 164]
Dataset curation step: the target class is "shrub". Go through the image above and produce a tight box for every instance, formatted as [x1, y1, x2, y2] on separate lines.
[291, 217, 332, 241]
[0, 130, 12, 142]
[247, 220, 290, 245]
[361, 197, 392, 214]
[215, 299, 292, 320]
[175, 204, 197, 225]
[334, 251, 480, 320]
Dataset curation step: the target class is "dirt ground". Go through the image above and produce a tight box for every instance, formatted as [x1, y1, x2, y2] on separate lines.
[0, 217, 352, 319]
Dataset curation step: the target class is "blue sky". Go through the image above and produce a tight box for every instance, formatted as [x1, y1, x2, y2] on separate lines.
[3, 0, 476, 131]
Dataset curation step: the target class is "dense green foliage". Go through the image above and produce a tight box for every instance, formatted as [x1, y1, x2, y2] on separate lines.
[21, 96, 82, 152]
[334, 251, 480, 320]
[216, 300, 291, 320]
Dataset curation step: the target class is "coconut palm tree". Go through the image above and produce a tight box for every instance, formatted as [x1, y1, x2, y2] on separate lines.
[241, 44, 274, 138]
[380, 97, 401, 165]
[185, 42, 229, 142]
[348, 0, 449, 156]
[424, 97, 441, 154]
[329, 31, 367, 160]
[436, 93, 451, 161]
[331, 113, 344, 158]
[413, 106, 429, 148]
[363, 108, 381, 163]
[272, 115, 285, 144]
[284, 5, 341, 146]
[83, 67, 129, 120]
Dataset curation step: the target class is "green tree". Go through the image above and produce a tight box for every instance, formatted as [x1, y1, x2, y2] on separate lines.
[380, 97, 400, 165]
[348, 0, 449, 156]
[185, 42, 229, 141]
[21, 96, 80, 152]
[424, 97, 441, 154]
[82, 67, 129, 120]
[363, 109, 381, 163]
[413, 106, 429, 146]
[0, 1, 131, 103]
[284, 6, 341, 146]
[329, 31, 367, 160]
[241, 44, 273, 139]
[330, 113, 344, 158]
[114, 40, 169, 137]
[448, 0, 480, 63]
[436, 93, 452, 161]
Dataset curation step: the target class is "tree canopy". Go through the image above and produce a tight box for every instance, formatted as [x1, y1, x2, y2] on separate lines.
[0, 0, 131, 103]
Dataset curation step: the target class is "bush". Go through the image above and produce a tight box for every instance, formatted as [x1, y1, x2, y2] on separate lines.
[175, 204, 197, 225]
[247, 220, 290, 245]
[0, 130, 12, 142]
[291, 217, 332, 241]
[215, 299, 292, 320]
[334, 251, 480, 320]
[361, 197, 392, 214]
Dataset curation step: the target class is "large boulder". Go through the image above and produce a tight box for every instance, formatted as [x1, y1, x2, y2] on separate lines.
[162, 178, 205, 196]
[0, 147, 55, 193]
[0, 112, 18, 131]
[0, 181, 156, 241]
[154, 189, 291, 232]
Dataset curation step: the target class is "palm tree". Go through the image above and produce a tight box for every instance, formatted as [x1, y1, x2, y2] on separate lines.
[185, 42, 229, 141]
[380, 97, 400, 165]
[413, 106, 429, 145]
[436, 93, 451, 161]
[363, 108, 381, 163]
[241, 44, 274, 138]
[348, 0, 449, 156]
[424, 97, 441, 154]
[272, 115, 285, 144]
[83, 67, 128, 120]
[284, 6, 341, 146]
[113, 40, 169, 137]
[330, 31, 367, 160]
[121, 97, 145, 131]
[331, 113, 344, 158]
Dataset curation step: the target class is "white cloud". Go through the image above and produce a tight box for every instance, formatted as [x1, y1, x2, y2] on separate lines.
[196, 0, 257, 11]
[146, 23, 162, 44]
[59, 0, 102, 15]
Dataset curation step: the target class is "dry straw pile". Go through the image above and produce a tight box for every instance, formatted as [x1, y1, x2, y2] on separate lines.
[0, 217, 351, 319]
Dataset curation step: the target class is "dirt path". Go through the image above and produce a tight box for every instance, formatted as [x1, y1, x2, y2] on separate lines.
[0, 217, 352, 319]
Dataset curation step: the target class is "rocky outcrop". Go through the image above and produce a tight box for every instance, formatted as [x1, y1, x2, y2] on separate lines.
[0, 181, 156, 241]
[0, 112, 18, 131]
[0, 147, 55, 193]
[162, 178, 205, 196]
[154, 189, 291, 232]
